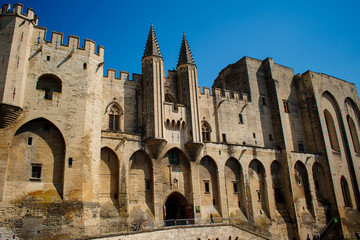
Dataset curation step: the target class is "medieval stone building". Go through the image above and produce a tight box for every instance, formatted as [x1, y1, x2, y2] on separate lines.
[0, 3, 359, 240]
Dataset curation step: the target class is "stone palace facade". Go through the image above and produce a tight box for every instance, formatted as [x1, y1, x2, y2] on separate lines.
[0, 3, 360, 239]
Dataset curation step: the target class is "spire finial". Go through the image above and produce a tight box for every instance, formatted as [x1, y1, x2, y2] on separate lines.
[177, 32, 195, 67]
[143, 24, 161, 59]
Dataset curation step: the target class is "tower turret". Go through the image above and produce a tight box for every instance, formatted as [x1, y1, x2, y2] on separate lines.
[0, 4, 38, 128]
[141, 24, 165, 143]
[177, 33, 202, 151]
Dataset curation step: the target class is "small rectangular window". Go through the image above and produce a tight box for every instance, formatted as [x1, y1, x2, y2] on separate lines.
[27, 137, 32, 145]
[239, 114, 243, 124]
[269, 134, 273, 141]
[233, 182, 238, 193]
[109, 114, 114, 130]
[46, 56, 50, 61]
[257, 190, 261, 201]
[283, 100, 290, 113]
[114, 115, 120, 131]
[83, 63, 87, 69]
[169, 152, 179, 165]
[68, 158, 73, 167]
[253, 133, 256, 138]
[261, 96, 267, 105]
[145, 179, 151, 191]
[213, 199, 216, 205]
[222, 134, 227, 143]
[30, 164, 42, 180]
[44, 89, 52, 100]
[204, 181, 210, 193]
[298, 143, 304, 152]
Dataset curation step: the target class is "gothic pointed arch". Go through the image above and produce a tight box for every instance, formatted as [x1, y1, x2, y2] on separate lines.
[199, 156, 221, 216]
[324, 109, 340, 151]
[294, 161, 314, 215]
[99, 147, 119, 208]
[340, 176, 352, 208]
[162, 148, 192, 203]
[347, 115, 360, 153]
[105, 99, 123, 131]
[164, 192, 191, 224]
[165, 93, 177, 110]
[270, 161, 285, 209]
[201, 121, 212, 142]
[248, 159, 270, 218]
[225, 157, 246, 219]
[312, 162, 327, 203]
[6, 118, 65, 200]
[129, 150, 154, 215]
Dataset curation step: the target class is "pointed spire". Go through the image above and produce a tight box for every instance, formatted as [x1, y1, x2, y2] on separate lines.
[143, 24, 162, 59]
[177, 32, 195, 67]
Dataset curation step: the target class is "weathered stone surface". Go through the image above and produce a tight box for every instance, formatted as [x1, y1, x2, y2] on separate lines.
[0, 3, 359, 240]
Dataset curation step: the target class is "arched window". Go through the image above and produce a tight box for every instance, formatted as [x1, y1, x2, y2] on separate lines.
[108, 105, 121, 131]
[324, 109, 340, 151]
[341, 176, 352, 208]
[36, 74, 62, 100]
[347, 115, 360, 153]
[202, 121, 211, 142]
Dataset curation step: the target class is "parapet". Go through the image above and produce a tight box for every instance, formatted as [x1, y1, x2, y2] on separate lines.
[103, 69, 141, 87]
[199, 86, 246, 103]
[32, 28, 104, 60]
[1, 3, 38, 25]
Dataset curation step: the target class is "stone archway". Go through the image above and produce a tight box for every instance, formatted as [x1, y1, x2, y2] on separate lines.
[6, 118, 65, 201]
[164, 192, 193, 225]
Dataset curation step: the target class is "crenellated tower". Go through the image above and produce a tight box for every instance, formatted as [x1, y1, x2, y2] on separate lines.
[141, 24, 166, 157]
[177, 33, 203, 159]
[0, 4, 38, 128]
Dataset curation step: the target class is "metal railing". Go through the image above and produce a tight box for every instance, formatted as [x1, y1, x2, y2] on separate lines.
[163, 217, 225, 227]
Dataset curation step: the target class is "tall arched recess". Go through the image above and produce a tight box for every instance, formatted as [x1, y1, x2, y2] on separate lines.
[129, 150, 154, 216]
[270, 161, 286, 210]
[322, 91, 360, 210]
[199, 156, 221, 217]
[98, 147, 120, 217]
[294, 161, 314, 216]
[6, 118, 65, 201]
[324, 109, 340, 151]
[345, 97, 360, 154]
[347, 115, 360, 153]
[225, 157, 246, 221]
[248, 159, 270, 219]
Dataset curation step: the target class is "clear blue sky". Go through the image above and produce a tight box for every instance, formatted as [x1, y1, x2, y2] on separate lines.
[5, 0, 360, 90]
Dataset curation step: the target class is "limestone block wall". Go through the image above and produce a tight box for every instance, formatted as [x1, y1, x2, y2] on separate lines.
[301, 71, 360, 237]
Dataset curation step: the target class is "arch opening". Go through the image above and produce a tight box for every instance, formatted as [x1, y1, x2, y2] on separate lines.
[36, 74, 62, 100]
[164, 192, 193, 225]
[294, 161, 314, 215]
[6, 118, 65, 200]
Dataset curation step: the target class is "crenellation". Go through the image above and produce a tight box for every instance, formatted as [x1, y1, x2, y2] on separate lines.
[32, 27, 104, 60]
[103, 68, 120, 82]
[0, 3, 38, 25]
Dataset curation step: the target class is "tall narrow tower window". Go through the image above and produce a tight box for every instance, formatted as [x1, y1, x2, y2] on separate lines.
[108, 107, 120, 131]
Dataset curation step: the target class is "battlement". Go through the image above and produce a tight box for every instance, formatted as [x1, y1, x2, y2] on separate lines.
[32, 27, 104, 60]
[1, 3, 38, 25]
[199, 86, 247, 103]
[103, 69, 141, 87]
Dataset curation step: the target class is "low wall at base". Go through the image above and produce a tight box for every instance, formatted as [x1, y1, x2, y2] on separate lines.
[85, 224, 270, 240]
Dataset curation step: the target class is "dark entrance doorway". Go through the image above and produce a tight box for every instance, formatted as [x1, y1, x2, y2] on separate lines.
[164, 192, 193, 226]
